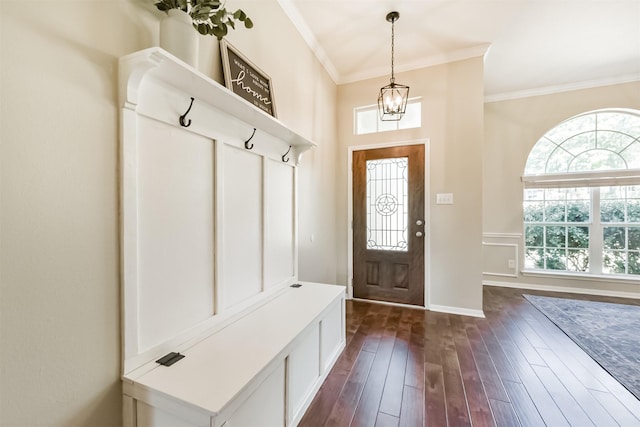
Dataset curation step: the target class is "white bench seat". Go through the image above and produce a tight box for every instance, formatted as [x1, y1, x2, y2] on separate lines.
[123, 282, 345, 427]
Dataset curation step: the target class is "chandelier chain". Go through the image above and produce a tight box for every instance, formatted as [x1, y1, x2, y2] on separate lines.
[390, 18, 395, 83]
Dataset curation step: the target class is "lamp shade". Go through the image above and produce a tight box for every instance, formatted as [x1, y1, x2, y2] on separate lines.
[378, 82, 409, 121]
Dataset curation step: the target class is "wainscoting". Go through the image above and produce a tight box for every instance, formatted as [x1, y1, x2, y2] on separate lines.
[483, 232, 521, 278]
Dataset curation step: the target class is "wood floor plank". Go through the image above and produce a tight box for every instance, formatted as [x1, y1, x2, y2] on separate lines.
[404, 310, 425, 390]
[501, 380, 546, 427]
[488, 398, 522, 427]
[399, 385, 423, 427]
[361, 304, 392, 353]
[498, 339, 570, 426]
[450, 316, 494, 427]
[379, 329, 410, 416]
[440, 320, 472, 427]
[323, 349, 375, 427]
[375, 412, 400, 427]
[465, 321, 510, 402]
[351, 310, 399, 427]
[424, 362, 447, 427]
[475, 318, 521, 383]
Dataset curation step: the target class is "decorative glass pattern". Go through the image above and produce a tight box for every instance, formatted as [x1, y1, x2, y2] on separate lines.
[366, 157, 408, 251]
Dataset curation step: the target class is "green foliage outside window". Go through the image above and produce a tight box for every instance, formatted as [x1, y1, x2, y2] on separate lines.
[525, 193, 640, 275]
[525, 200, 590, 272]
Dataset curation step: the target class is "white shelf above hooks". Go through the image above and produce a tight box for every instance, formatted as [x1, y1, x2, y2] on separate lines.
[119, 47, 316, 164]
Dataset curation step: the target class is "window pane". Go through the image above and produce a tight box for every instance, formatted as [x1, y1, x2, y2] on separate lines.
[356, 109, 378, 135]
[567, 249, 589, 272]
[524, 139, 556, 175]
[546, 188, 566, 200]
[603, 250, 626, 274]
[545, 226, 566, 247]
[570, 149, 626, 172]
[629, 227, 640, 251]
[398, 102, 421, 130]
[546, 114, 595, 144]
[567, 226, 589, 248]
[629, 252, 640, 275]
[622, 142, 640, 169]
[546, 149, 574, 173]
[601, 186, 625, 199]
[598, 111, 640, 134]
[545, 249, 566, 270]
[545, 202, 565, 222]
[628, 200, 640, 222]
[525, 225, 543, 247]
[366, 158, 408, 251]
[525, 248, 544, 269]
[562, 133, 595, 155]
[567, 201, 589, 222]
[597, 131, 636, 152]
[601, 201, 625, 222]
[524, 188, 544, 201]
[379, 119, 397, 133]
[603, 227, 625, 249]
[524, 202, 543, 222]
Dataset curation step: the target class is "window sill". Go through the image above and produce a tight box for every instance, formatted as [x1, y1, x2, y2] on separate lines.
[521, 269, 640, 285]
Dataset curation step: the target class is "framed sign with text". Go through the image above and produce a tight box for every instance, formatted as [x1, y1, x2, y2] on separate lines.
[220, 40, 276, 118]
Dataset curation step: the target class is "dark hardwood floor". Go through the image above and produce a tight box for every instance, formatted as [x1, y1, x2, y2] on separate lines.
[299, 285, 640, 427]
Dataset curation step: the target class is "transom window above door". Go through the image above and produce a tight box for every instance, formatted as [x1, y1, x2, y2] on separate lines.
[522, 109, 640, 277]
[354, 98, 421, 135]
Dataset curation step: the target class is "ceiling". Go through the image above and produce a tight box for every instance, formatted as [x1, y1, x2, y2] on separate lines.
[278, 0, 640, 100]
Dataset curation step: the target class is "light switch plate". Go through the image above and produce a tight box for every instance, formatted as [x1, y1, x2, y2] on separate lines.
[436, 193, 454, 204]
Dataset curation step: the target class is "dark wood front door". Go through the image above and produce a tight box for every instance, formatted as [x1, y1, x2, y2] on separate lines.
[353, 144, 425, 306]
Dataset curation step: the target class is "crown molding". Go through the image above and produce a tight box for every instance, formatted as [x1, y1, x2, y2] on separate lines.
[485, 73, 640, 103]
[339, 43, 492, 84]
[277, 0, 340, 83]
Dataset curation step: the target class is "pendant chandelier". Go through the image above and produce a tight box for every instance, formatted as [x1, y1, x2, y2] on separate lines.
[378, 11, 409, 121]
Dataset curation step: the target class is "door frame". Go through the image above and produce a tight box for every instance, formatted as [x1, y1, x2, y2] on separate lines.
[347, 139, 431, 309]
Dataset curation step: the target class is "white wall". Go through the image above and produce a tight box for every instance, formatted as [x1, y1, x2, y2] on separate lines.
[336, 57, 485, 314]
[484, 81, 640, 296]
[0, 0, 338, 424]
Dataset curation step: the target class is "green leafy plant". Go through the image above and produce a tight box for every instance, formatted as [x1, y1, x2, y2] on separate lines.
[155, 0, 253, 40]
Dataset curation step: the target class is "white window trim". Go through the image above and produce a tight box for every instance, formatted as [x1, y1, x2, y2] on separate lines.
[354, 97, 422, 135]
[522, 169, 640, 189]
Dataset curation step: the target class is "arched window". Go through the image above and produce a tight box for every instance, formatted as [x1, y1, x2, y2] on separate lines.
[522, 109, 640, 277]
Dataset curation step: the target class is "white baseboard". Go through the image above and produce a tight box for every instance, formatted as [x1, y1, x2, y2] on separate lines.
[483, 280, 640, 300]
[428, 304, 485, 318]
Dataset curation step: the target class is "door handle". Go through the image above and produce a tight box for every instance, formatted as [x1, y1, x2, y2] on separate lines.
[416, 219, 424, 226]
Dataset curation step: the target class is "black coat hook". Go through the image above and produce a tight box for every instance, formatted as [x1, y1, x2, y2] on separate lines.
[282, 145, 292, 163]
[179, 97, 195, 127]
[245, 128, 256, 150]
